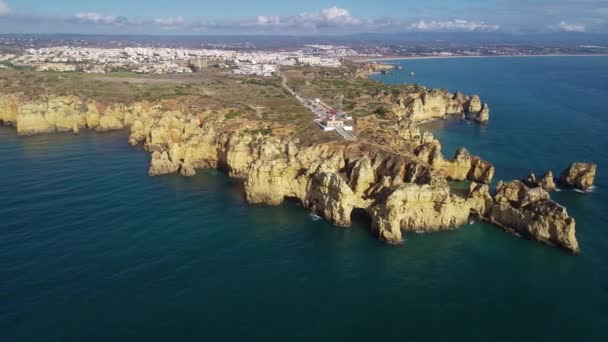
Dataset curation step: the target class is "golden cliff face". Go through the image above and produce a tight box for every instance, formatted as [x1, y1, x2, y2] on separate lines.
[374, 88, 490, 124]
[489, 181, 579, 252]
[0, 94, 151, 135]
[0, 93, 579, 253]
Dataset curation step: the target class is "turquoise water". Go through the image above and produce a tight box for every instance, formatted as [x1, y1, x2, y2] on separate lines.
[2, 57, 608, 341]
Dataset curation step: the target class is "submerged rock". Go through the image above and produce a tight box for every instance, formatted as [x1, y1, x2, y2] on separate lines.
[559, 162, 597, 191]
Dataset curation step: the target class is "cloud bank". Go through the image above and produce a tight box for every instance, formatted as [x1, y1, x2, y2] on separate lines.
[552, 21, 586, 32]
[72, 12, 137, 26]
[408, 19, 500, 32]
[0, 0, 11, 16]
[0, 2, 605, 35]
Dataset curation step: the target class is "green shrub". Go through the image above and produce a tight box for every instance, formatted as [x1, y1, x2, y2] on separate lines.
[374, 106, 389, 117]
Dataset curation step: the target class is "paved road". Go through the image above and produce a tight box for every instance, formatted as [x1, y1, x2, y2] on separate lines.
[279, 71, 356, 140]
[279, 72, 295, 96]
[335, 126, 356, 140]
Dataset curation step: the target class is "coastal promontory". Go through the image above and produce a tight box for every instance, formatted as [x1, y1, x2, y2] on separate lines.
[0, 62, 585, 253]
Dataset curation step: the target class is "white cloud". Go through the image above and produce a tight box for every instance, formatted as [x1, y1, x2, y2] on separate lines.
[247, 9, 501, 33]
[154, 16, 184, 26]
[319, 6, 361, 26]
[409, 19, 500, 32]
[256, 15, 280, 26]
[0, 0, 11, 16]
[552, 21, 586, 32]
[73, 12, 134, 26]
[250, 6, 363, 30]
[154, 16, 185, 30]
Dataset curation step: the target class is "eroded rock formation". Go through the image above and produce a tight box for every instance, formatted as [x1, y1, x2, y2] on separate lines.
[559, 162, 597, 191]
[475, 103, 490, 123]
[489, 181, 579, 253]
[374, 88, 490, 123]
[356, 63, 394, 77]
[523, 171, 557, 192]
[0, 94, 147, 135]
[0, 93, 583, 253]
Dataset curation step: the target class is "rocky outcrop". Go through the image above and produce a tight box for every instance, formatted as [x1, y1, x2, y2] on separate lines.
[559, 162, 597, 191]
[370, 181, 475, 243]
[464, 95, 482, 113]
[475, 103, 490, 123]
[468, 182, 494, 217]
[523, 171, 557, 192]
[356, 63, 394, 77]
[131, 109, 507, 245]
[416, 145, 495, 184]
[0, 92, 583, 254]
[488, 180, 579, 253]
[376, 89, 490, 124]
[0, 94, 149, 136]
[0, 94, 21, 126]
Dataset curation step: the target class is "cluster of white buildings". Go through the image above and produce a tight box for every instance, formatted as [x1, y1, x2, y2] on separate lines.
[132, 62, 192, 75]
[232, 62, 278, 77]
[1, 46, 344, 76]
[303, 45, 360, 58]
[0, 53, 16, 62]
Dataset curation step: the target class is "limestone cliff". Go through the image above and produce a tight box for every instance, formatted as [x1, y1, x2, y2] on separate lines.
[0, 94, 150, 135]
[416, 145, 495, 184]
[356, 63, 394, 77]
[375, 89, 490, 123]
[0, 93, 582, 253]
[489, 181, 579, 253]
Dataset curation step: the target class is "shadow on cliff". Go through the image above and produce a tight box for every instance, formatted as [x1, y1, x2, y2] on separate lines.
[350, 208, 376, 238]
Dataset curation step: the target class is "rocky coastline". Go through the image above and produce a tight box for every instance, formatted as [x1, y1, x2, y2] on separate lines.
[0, 88, 590, 253]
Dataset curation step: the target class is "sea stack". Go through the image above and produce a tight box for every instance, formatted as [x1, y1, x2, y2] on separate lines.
[559, 162, 597, 192]
[475, 103, 490, 123]
[464, 95, 482, 113]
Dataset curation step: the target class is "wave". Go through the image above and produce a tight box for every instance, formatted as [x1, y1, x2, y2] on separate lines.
[309, 213, 322, 221]
[573, 186, 597, 194]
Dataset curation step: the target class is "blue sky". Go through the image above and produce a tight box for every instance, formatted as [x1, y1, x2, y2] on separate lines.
[0, 0, 606, 35]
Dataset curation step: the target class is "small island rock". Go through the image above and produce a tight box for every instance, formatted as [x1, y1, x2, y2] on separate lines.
[559, 162, 597, 191]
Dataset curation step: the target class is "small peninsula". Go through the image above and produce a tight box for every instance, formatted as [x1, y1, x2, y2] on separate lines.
[0, 61, 594, 253]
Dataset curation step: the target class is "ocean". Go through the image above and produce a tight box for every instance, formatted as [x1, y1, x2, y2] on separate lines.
[2, 56, 608, 341]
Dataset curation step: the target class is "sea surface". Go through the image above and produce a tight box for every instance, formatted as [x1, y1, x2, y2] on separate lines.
[2, 56, 608, 341]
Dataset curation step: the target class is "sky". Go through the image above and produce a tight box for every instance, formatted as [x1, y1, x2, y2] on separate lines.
[0, 0, 606, 35]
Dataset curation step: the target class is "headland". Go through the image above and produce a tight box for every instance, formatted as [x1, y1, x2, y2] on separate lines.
[0, 57, 596, 253]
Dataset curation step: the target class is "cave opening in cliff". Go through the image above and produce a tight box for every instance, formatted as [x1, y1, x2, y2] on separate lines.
[283, 196, 303, 206]
[351, 208, 373, 232]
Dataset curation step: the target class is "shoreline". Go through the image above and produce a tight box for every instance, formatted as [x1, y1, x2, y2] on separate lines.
[353, 53, 608, 63]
